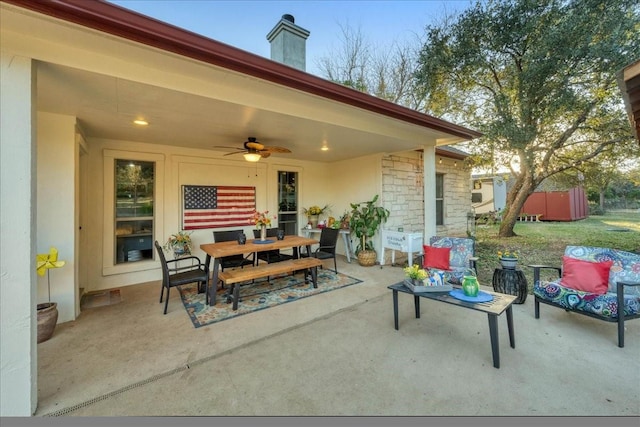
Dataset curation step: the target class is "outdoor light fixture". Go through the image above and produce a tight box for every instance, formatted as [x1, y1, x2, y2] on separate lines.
[439, 157, 442, 164]
[243, 152, 262, 162]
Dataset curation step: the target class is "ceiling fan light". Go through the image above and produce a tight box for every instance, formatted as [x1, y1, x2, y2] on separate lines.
[243, 152, 261, 162]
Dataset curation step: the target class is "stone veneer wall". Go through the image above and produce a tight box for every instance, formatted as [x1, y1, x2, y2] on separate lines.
[380, 151, 472, 266]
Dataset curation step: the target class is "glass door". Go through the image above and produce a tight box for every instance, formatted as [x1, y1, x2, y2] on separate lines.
[278, 171, 297, 236]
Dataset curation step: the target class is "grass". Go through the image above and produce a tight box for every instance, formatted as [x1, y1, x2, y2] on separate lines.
[473, 211, 640, 292]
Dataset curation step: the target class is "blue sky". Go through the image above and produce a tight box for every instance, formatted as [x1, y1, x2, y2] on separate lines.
[109, 1, 475, 75]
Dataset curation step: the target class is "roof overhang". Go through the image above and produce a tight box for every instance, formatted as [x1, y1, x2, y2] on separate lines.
[618, 59, 640, 145]
[1, 0, 482, 162]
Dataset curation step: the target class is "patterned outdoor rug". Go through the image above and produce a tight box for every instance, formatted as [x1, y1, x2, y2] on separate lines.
[179, 270, 362, 328]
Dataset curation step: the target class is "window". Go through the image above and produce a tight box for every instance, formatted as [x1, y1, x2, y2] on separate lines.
[278, 171, 298, 235]
[114, 160, 154, 264]
[435, 173, 444, 225]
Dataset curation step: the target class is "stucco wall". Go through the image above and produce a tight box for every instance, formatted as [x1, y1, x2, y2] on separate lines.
[0, 52, 37, 417]
[82, 137, 335, 293]
[37, 112, 77, 323]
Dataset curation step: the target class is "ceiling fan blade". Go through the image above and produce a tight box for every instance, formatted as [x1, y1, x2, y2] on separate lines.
[223, 151, 243, 157]
[213, 145, 244, 151]
[262, 146, 292, 153]
[259, 151, 271, 158]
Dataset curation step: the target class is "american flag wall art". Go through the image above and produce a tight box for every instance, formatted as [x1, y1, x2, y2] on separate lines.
[182, 185, 256, 230]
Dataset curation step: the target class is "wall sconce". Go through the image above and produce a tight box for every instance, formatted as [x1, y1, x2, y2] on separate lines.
[243, 152, 261, 162]
[454, 161, 458, 167]
[439, 158, 442, 164]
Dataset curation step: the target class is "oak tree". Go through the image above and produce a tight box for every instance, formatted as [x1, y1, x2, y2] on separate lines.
[415, 0, 640, 236]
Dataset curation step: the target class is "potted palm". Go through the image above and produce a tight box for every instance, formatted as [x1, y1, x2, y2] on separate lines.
[163, 231, 193, 257]
[36, 247, 66, 343]
[349, 194, 390, 266]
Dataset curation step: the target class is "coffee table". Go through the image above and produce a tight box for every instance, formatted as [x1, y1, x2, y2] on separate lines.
[388, 282, 517, 369]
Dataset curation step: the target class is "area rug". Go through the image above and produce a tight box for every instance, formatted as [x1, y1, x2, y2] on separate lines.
[179, 270, 362, 328]
[80, 289, 122, 309]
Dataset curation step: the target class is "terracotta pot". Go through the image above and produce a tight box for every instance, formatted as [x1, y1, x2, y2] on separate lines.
[37, 302, 58, 344]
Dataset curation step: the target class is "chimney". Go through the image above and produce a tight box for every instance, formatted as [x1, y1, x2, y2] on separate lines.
[266, 14, 310, 72]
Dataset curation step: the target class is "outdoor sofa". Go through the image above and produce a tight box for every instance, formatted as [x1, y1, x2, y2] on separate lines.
[531, 245, 640, 347]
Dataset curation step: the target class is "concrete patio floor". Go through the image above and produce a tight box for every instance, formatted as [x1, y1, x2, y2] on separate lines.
[35, 256, 639, 417]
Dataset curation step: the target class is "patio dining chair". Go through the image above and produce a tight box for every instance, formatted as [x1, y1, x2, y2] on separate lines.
[301, 227, 340, 273]
[252, 228, 294, 264]
[154, 241, 209, 314]
[212, 230, 255, 271]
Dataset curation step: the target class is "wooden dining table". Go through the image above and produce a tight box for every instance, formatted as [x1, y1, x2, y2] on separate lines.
[200, 235, 319, 306]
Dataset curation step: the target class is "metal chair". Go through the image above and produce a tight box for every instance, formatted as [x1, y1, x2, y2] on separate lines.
[212, 230, 255, 271]
[154, 241, 209, 314]
[417, 236, 478, 285]
[252, 228, 294, 264]
[302, 227, 340, 273]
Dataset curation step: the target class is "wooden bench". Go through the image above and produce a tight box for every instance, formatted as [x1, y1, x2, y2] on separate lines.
[218, 257, 324, 310]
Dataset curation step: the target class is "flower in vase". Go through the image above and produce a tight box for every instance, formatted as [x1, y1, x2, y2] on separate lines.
[302, 205, 329, 216]
[250, 210, 275, 228]
[497, 250, 518, 259]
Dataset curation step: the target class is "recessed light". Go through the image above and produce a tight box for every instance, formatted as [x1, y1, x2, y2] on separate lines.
[321, 146, 329, 151]
[133, 119, 149, 126]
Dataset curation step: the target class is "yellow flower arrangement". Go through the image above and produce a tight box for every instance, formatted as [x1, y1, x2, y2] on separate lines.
[303, 205, 329, 216]
[403, 264, 428, 281]
[497, 250, 518, 259]
[250, 210, 275, 228]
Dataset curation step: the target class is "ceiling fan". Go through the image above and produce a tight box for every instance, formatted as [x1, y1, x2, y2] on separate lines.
[214, 137, 291, 162]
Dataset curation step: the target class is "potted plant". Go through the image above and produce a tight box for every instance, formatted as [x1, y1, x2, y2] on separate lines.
[302, 204, 329, 228]
[349, 194, 390, 266]
[36, 247, 66, 343]
[497, 250, 519, 269]
[163, 231, 193, 257]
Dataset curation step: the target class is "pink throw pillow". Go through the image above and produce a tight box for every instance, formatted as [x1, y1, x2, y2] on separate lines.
[422, 245, 451, 270]
[560, 256, 613, 295]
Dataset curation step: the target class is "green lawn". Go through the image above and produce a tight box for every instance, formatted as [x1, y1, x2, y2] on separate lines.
[473, 211, 640, 292]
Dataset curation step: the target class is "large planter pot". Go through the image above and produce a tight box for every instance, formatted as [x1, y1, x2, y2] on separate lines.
[308, 215, 319, 228]
[357, 250, 377, 267]
[499, 257, 518, 270]
[37, 302, 58, 344]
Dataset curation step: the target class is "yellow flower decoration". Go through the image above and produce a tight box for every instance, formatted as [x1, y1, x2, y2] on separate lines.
[36, 247, 66, 276]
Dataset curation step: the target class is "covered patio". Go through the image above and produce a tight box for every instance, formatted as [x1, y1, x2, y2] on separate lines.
[36, 256, 639, 416]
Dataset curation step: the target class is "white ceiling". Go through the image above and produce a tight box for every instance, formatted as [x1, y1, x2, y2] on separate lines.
[36, 61, 444, 163]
